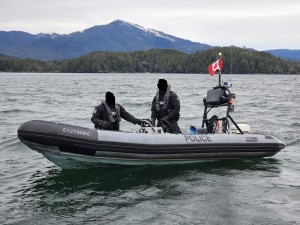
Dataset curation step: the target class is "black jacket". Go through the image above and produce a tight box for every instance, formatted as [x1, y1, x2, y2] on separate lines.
[151, 90, 180, 123]
[91, 103, 140, 130]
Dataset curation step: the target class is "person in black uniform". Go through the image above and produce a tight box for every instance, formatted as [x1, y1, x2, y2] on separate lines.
[91, 92, 142, 130]
[151, 79, 181, 133]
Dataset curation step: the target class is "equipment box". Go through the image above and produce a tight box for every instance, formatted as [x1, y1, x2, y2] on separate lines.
[206, 88, 227, 105]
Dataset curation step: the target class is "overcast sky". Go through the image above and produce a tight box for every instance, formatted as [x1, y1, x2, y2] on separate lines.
[0, 0, 299, 50]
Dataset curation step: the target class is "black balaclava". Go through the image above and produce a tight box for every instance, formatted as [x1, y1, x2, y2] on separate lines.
[157, 79, 168, 91]
[106, 92, 115, 105]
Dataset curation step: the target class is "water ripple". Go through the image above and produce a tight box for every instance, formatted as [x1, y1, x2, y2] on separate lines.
[0, 73, 300, 225]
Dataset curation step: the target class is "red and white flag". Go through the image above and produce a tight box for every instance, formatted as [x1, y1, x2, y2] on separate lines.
[208, 58, 222, 76]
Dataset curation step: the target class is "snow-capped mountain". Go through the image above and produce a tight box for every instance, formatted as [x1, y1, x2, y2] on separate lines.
[0, 20, 211, 60]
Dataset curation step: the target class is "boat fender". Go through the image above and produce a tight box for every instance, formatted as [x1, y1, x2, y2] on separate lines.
[229, 93, 235, 112]
[215, 120, 222, 134]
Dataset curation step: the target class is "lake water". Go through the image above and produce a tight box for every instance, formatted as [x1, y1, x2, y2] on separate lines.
[0, 73, 300, 224]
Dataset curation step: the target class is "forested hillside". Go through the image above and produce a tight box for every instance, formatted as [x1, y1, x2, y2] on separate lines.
[1, 47, 300, 74]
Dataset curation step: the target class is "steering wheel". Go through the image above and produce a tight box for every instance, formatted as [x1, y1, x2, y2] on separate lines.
[161, 119, 172, 133]
[141, 119, 153, 127]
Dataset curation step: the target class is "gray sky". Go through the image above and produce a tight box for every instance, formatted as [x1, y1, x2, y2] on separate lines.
[0, 0, 299, 50]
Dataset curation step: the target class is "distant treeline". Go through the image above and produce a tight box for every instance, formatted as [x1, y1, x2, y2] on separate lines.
[1, 47, 300, 74]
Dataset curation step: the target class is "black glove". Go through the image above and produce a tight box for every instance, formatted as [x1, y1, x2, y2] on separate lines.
[135, 119, 143, 126]
[99, 120, 110, 129]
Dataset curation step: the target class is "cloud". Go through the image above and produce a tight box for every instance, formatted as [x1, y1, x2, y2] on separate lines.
[0, 0, 299, 50]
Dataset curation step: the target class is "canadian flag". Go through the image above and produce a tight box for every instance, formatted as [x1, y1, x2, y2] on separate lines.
[208, 58, 223, 76]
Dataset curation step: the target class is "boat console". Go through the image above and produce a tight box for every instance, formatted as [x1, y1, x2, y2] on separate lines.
[201, 82, 244, 134]
[138, 119, 171, 134]
[138, 119, 163, 134]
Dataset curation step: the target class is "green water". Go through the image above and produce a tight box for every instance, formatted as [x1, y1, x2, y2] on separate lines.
[1, 73, 299, 224]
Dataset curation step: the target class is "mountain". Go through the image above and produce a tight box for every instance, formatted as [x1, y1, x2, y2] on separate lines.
[266, 49, 300, 62]
[0, 20, 211, 60]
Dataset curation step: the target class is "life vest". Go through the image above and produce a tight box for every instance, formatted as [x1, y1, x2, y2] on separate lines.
[102, 101, 121, 123]
[155, 85, 171, 112]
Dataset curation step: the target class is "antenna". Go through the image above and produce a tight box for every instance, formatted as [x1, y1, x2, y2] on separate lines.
[218, 52, 222, 87]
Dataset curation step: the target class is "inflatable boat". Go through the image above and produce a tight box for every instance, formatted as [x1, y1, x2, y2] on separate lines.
[17, 118, 285, 169]
[17, 59, 286, 168]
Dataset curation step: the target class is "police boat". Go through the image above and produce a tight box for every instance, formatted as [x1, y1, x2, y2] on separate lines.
[17, 82, 286, 169]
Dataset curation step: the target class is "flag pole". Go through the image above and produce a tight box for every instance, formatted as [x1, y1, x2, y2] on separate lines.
[218, 52, 222, 87]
